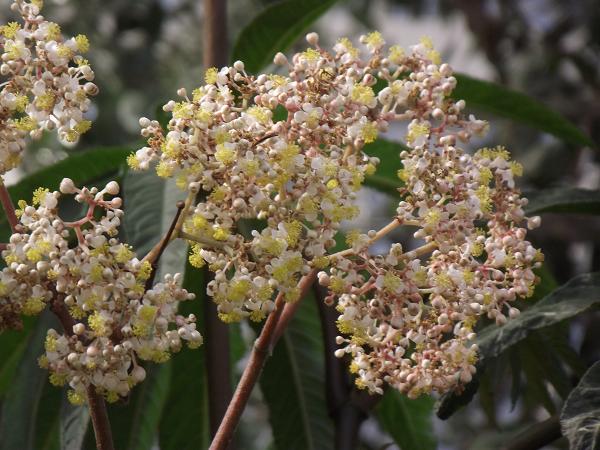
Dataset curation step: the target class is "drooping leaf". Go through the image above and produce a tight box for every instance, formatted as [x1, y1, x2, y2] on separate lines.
[0, 316, 36, 398]
[60, 394, 89, 450]
[524, 188, 600, 215]
[437, 271, 593, 419]
[363, 139, 406, 196]
[108, 363, 172, 450]
[103, 170, 185, 450]
[0, 312, 59, 450]
[260, 294, 334, 449]
[517, 340, 558, 414]
[231, 0, 341, 73]
[560, 361, 600, 450]
[159, 261, 210, 450]
[35, 379, 62, 450]
[0, 146, 131, 241]
[476, 272, 600, 361]
[121, 168, 187, 271]
[453, 73, 594, 147]
[375, 391, 437, 450]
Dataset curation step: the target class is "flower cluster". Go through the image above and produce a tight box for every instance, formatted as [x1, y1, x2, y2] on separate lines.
[0, 0, 97, 175]
[320, 37, 542, 397]
[132, 32, 390, 322]
[132, 31, 541, 398]
[0, 179, 201, 403]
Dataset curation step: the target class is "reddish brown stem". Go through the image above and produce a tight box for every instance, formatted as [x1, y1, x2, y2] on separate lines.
[272, 269, 318, 343]
[0, 180, 18, 232]
[203, 0, 234, 444]
[144, 201, 185, 291]
[203, 267, 233, 438]
[209, 270, 318, 450]
[50, 297, 114, 450]
[86, 385, 115, 450]
[203, 0, 228, 71]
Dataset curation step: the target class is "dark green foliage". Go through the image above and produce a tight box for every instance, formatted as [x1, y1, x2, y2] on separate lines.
[376, 391, 437, 450]
[561, 361, 600, 450]
[453, 74, 594, 147]
[231, 0, 341, 73]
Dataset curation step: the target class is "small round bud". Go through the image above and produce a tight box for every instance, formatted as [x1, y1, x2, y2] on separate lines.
[131, 366, 146, 383]
[105, 181, 120, 195]
[60, 178, 77, 194]
[527, 216, 541, 230]
[273, 52, 288, 66]
[306, 32, 319, 46]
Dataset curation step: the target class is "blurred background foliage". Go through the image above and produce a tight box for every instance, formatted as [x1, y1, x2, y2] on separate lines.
[1, 0, 600, 449]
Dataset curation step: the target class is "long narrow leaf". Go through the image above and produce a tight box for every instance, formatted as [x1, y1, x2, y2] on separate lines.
[453, 74, 593, 147]
[159, 261, 210, 450]
[524, 187, 600, 215]
[103, 170, 185, 450]
[561, 361, 600, 450]
[0, 146, 130, 241]
[260, 295, 334, 449]
[376, 391, 437, 450]
[0, 313, 58, 450]
[231, 0, 340, 73]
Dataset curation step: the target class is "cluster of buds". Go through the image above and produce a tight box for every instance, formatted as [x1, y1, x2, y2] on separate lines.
[0, 179, 201, 403]
[319, 36, 542, 397]
[131, 32, 395, 322]
[0, 0, 97, 174]
[134, 31, 542, 398]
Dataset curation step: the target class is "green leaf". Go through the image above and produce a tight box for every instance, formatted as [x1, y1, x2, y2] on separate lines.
[35, 381, 61, 450]
[437, 270, 591, 419]
[0, 146, 131, 241]
[231, 0, 340, 73]
[121, 168, 186, 269]
[0, 313, 59, 450]
[0, 316, 36, 398]
[60, 395, 89, 450]
[260, 294, 334, 449]
[159, 261, 210, 450]
[107, 170, 185, 450]
[375, 391, 437, 450]
[363, 138, 406, 195]
[453, 73, 593, 147]
[560, 361, 600, 450]
[475, 272, 600, 361]
[524, 188, 600, 215]
[108, 363, 172, 450]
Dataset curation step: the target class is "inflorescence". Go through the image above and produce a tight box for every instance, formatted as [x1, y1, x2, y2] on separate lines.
[133, 31, 542, 398]
[0, 0, 97, 175]
[0, 180, 201, 403]
[0, 20, 542, 402]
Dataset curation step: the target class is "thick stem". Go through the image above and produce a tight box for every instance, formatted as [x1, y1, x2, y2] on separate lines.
[271, 269, 317, 343]
[203, 0, 233, 442]
[203, 0, 228, 69]
[501, 415, 562, 450]
[209, 271, 317, 450]
[50, 298, 115, 450]
[315, 283, 372, 449]
[86, 386, 115, 450]
[0, 179, 18, 232]
[203, 267, 234, 438]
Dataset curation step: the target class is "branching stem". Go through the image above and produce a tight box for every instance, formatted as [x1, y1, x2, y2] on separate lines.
[209, 270, 318, 450]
